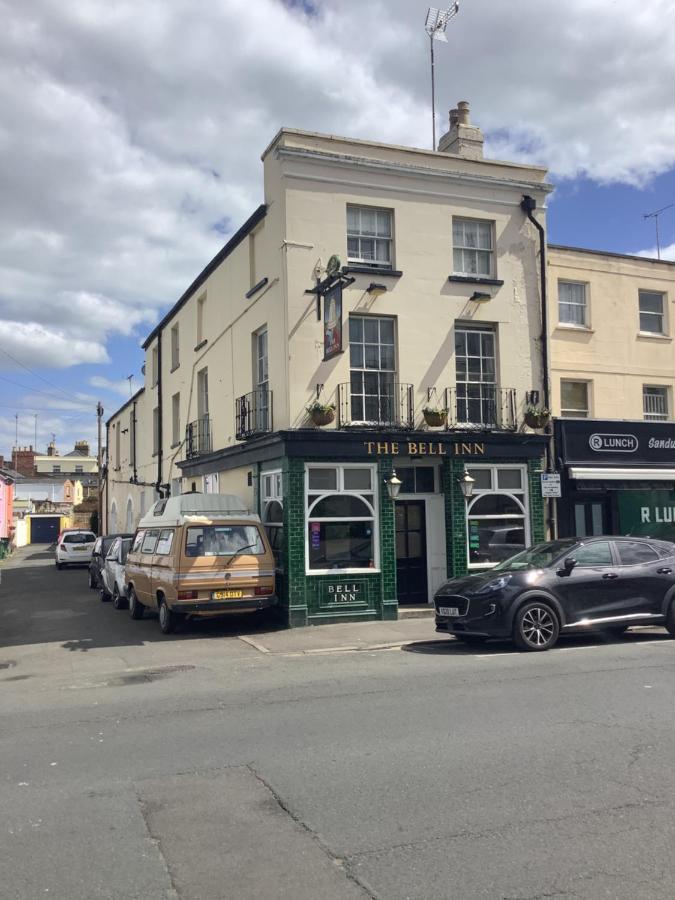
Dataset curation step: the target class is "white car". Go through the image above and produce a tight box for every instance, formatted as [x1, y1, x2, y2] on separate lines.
[101, 536, 133, 609]
[55, 530, 96, 569]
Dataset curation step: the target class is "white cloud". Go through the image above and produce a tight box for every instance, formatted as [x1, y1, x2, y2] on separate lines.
[635, 242, 675, 262]
[89, 375, 135, 397]
[1, 0, 675, 383]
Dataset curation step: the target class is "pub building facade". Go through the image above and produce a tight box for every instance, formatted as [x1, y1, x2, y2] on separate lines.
[554, 419, 675, 542]
[105, 103, 551, 626]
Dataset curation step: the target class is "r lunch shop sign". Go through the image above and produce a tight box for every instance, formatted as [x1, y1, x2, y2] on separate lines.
[558, 420, 675, 466]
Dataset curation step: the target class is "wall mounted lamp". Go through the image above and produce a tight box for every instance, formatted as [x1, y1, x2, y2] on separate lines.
[367, 283, 388, 296]
[457, 467, 475, 500]
[385, 470, 402, 500]
[470, 291, 491, 302]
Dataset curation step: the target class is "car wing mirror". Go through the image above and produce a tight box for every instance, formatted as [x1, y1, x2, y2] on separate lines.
[558, 556, 577, 576]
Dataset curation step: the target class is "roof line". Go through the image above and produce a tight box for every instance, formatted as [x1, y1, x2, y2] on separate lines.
[141, 204, 267, 350]
[106, 387, 145, 426]
[548, 243, 675, 266]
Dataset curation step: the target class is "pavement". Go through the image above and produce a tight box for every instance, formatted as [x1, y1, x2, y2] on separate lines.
[3, 545, 675, 899]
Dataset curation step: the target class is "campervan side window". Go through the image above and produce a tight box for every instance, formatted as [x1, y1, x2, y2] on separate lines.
[141, 531, 159, 554]
[185, 525, 265, 558]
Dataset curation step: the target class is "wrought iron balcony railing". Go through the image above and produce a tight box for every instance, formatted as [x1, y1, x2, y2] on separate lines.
[337, 381, 414, 429]
[444, 386, 517, 431]
[236, 389, 273, 441]
[185, 416, 212, 460]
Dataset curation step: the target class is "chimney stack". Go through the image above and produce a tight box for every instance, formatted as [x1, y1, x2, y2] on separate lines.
[438, 100, 484, 159]
[47, 441, 57, 457]
[74, 440, 90, 457]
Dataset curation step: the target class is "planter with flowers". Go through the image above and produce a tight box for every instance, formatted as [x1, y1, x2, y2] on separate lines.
[524, 404, 551, 429]
[306, 401, 336, 427]
[422, 406, 448, 428]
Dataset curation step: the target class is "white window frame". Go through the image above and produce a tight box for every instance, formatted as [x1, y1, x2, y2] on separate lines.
[153, 406, 160, 455]
[560, 380, 590, 418]
[170, 323, 180, 370]
[151, 345, 159, 387]
[452, 217, 494, 278]
[465, 464, 530, 570]
[261, 468, 283, 565]
[643, 385, 669, 421]
[638, 290, 665, 335]
[558, 281, 588, 326]
[171, 392, 180, 446]
[304, 462, 380, 575]
[349, 315, 397, 424]
[347, 205, 394, 270]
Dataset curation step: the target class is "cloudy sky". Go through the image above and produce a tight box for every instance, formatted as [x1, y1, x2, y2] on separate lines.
[1, 0, 675, 458]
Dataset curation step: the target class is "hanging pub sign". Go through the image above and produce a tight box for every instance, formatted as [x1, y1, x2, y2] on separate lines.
[323, 282, 343, 361]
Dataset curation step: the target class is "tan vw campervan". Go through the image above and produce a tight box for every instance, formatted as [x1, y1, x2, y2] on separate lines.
[124, 493, 277, 634]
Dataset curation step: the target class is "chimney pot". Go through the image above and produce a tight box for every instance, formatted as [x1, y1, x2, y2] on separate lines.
[457, 101, 470, 125]
[449, 108, 459, 127]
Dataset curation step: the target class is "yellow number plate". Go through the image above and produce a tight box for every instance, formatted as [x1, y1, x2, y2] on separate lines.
[211, 590, 244, 600]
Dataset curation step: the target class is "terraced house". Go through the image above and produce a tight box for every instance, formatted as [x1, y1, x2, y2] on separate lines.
[105, 103, 552, 626]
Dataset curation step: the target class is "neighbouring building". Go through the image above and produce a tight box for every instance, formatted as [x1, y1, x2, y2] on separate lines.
[105, 102, 552, 626]
[0, 469, 14, 550]
[34, 441, 98, 476]
[548, 246, 675, 539]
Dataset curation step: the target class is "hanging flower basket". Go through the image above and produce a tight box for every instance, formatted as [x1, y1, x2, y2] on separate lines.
[524, 406, 550, 429]
[307, 402, 335, 427]
[422, 407, 448, 428]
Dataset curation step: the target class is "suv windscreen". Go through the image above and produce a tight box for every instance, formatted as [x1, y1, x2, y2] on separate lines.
[492, 540, 578, 572]
[185, 525, 265, 557]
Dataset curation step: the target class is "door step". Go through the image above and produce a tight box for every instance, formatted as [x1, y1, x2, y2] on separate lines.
[398, 606, 434, 619]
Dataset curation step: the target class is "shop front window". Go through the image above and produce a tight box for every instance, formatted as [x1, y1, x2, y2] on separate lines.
[306, 464, 378, 573]
[466, 465, 529, 567]
[261, 469, 283, 567]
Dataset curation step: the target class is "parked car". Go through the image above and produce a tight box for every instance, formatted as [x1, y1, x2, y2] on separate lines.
[88, 534, 131, 589]
[55, 530, 97, 569]
[101, 536, 134, 608]
[434, 536, 675, 652]
[125, 493, 277, 634]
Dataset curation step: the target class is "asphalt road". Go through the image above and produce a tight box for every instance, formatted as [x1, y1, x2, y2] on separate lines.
[2, 547, 675, 899]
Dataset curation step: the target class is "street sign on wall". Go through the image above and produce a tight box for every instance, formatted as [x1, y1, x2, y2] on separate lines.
[541, 473, 562, 498]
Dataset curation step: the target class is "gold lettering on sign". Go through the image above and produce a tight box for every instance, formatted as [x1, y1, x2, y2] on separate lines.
[365, 442, 376, 455]
[407, 442, 417, 455]
[391, 442, 399, 455]
[377, 442, 389, 455]
[364, 440, 448, 456]
[453, 442, 486, 456]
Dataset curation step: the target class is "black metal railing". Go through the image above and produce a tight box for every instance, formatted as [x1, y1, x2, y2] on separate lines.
[444, 387, 517, 431]
[337, 382, 414, 429]
[236, 389, 273, 440]
[185, 416, 212, 459]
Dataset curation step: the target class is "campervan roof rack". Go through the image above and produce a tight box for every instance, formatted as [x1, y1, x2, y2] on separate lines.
[138, 493, 257, 528]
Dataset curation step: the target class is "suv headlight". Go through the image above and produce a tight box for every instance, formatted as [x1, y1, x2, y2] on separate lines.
[475, 574, 512, 594]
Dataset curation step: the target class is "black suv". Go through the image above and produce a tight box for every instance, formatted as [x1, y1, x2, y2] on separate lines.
[434, 537, 675, 651]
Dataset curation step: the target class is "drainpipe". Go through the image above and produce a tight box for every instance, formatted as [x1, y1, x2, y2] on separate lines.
[104, 421, 110, 534]
[521, 194, 557, 539]
[156, 330, 164, 497]
[132, 398, 138, 485]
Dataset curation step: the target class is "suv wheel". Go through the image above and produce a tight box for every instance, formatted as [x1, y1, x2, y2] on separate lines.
[665, 600, 675, 638]
[128, 587, 145, 620]
[513, 601, 559, 652]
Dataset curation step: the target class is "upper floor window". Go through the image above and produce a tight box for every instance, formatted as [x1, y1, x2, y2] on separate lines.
[349, 315, 396, 423]
[170, 323, 180, 370]
[454, 324, 497, 427]
[639, 291, 665, 334]
[151, 345, 159, 387]
[172, 392, 181, 445]
[347, 206, 393, 270]
[452, 218, 493, 277]
[643, 386, 668, 421]
[558, 281, 587, 326]
[74, 465, 83, 474]
[153, 406, 160, 455]
[197, 294, 206, 343]
[561, 380, 589, 418]
[52, 465, 61, 473]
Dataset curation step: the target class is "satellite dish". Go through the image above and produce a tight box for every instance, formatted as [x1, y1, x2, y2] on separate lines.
[326, 255, 341, 277]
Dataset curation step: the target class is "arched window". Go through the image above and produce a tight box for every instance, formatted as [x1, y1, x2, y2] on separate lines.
[261, 470, 283, 567]
[466, 465, 529, 567]
[109, 501, 118, 534]
[306, 464, 378, 572]
[125, 497, 134, 532]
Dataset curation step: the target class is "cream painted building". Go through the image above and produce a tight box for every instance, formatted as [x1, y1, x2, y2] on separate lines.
[105, 103, 552, 626]
[548, 245, 675, 541]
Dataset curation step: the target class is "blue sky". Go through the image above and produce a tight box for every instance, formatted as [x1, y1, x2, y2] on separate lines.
[1, 0, 674, 459]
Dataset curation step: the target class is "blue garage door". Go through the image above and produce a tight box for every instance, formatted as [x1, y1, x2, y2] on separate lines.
[30, 517, 61, 544]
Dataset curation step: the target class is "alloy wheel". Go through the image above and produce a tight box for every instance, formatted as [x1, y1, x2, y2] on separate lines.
[518, 604, 558, 650]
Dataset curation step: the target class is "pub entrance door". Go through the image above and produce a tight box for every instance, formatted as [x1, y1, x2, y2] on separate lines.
[395, 499, 429, 604]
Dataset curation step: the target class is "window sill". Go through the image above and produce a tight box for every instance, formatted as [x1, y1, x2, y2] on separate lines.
[306, 569, 381, 576]
[344, 266, 403, 278]
[170, 442, 180, 449]
[194, 339, 208, 351]
[555, 323, 594, 334]
[637, 331, 672, 341]
[152, 451, 159, 458]
[170, 364, 180, 373]
[448, 275, 504, 286]
[245, 277, 269, 299]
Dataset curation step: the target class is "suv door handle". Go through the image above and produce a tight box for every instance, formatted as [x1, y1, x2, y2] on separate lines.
[602, 573, 619, 580]
[657, 567, 673, 574]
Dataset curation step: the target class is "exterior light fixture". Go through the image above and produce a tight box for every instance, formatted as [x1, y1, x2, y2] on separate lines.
[457, 467, 475, 500]
[385, 470, 402, 500]
[367, 283, 388, 296]
[470, 291, 491, 302]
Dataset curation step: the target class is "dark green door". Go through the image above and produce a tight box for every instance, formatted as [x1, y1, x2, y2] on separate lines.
[395, 500, 428, 604]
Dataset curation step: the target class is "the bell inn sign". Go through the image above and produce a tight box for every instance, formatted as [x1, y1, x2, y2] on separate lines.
[364, 440, 485, 457]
